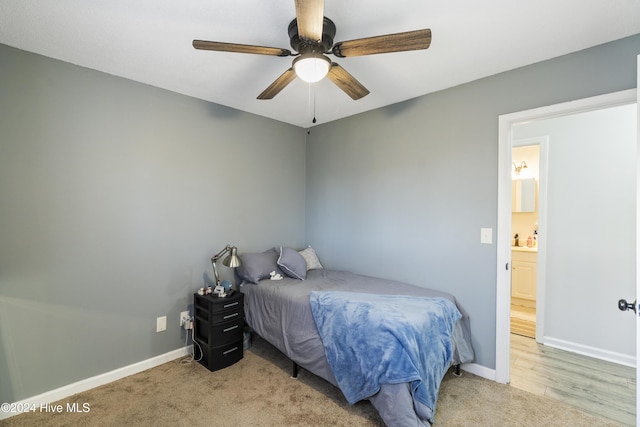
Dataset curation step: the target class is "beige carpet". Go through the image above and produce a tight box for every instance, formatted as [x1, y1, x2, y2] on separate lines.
[3, 335, 623, 427]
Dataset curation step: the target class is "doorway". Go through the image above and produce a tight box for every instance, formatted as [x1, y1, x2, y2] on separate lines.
[510, 140, 544, 341]
[496, 90, 638, 422]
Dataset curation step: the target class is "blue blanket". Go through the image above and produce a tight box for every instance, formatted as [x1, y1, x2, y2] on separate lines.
[309, 291, 461, 423]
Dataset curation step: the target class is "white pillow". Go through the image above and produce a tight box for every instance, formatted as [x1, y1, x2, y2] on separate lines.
[298, 246, 323, 271]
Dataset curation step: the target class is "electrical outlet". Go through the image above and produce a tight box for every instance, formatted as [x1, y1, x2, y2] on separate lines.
[156, 316, 167, 332]
[179, 310, 189, 327]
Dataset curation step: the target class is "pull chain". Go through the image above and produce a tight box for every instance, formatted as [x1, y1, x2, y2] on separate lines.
[308, 83, 312, 123]
[306, 84, 317, 134]
[308, 83, 317, 125]
[312, 84, 317, 124]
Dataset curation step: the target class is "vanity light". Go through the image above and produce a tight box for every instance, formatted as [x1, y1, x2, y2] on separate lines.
[293, 53, 331, 83]
[512, 161, 528, 176]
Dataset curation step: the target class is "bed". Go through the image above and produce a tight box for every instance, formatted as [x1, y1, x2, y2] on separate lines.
[236, 247, 474, 426]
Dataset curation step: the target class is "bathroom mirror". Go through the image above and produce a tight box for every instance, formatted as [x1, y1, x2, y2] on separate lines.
[512, 178, 536, 212]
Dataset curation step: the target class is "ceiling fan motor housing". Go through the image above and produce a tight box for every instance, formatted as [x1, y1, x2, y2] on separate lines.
[288, 17, 336, 54]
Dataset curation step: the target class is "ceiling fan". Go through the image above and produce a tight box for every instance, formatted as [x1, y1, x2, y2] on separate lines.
[192, 0, 431, 100]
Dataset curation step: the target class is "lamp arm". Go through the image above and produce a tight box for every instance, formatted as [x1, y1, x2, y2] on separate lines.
[211, 244, 233, 287]
[211, 244, 232, 262]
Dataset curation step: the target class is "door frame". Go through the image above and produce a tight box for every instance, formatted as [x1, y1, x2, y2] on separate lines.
[495, 88, 637, 384]
[635, 54, 639, 427]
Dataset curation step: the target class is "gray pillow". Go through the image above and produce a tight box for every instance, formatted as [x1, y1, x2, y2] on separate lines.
[277, 246, 307, 280]
[236, 248, 281, 284]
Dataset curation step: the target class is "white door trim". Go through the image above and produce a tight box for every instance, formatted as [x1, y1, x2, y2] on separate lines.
[635, 54, 639, 427]
[496, 88, 637, 384]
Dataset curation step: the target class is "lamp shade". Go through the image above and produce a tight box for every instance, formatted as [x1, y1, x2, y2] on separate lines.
[222, 246, 241, 268]
[293, 53, 331, 83]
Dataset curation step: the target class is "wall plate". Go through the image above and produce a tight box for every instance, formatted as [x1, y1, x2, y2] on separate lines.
[156, 316, 167, 332]
[481, 228, 493, 244]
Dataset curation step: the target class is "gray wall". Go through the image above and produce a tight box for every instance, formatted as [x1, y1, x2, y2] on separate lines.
[305, 34, 640, 369]
[513, 104, 637, 357]
[0, 44, 306, 403]
[2, 33, 639, 403]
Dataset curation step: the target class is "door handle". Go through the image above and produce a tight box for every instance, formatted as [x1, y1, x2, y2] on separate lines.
[618, 299, 637, 314]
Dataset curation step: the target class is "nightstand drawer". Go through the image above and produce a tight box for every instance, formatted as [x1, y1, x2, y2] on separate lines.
[194, 316, 244, 346]
[195, 338, 243, 372]
[211, 318, 244, 346]
[210, 306, 242, 324]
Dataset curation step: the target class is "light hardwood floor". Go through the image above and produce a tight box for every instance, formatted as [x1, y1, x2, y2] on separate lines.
[510, 334, 636, 426]
[511, 304, 535, 338]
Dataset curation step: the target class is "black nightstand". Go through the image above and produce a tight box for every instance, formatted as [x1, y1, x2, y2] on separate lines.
[193, 291, 244, 371]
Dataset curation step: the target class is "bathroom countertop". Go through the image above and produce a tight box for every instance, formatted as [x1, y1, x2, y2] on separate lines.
[512, 246, 538, 253]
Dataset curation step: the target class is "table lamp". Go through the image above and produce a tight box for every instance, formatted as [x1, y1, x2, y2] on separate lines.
[211, 244, 241, 288]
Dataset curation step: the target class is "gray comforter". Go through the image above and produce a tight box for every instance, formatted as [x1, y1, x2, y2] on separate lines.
[240, 269, 474, 426]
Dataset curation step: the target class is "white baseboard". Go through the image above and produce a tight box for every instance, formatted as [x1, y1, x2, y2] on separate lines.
[544, 337, 636, 368]
[460, 362, 496, 381]
[0, 345, 193, 421]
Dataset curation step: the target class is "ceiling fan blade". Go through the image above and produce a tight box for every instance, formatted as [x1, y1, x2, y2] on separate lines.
[326, 63, 369, 100]
[257, 68, 297, 99]
[295, 0, 325, 41]
[193, 40, 292, 57]
[332, 29, 431, 58]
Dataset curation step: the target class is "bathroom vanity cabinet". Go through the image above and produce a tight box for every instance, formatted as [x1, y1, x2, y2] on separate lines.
[511, 249, 537, 304]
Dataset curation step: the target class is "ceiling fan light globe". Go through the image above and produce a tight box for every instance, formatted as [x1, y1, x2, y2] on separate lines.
[293, 54, 331, 83]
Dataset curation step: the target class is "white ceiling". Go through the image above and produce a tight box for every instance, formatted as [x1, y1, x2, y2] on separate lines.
[1, 1, 640, 128]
